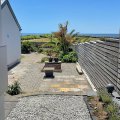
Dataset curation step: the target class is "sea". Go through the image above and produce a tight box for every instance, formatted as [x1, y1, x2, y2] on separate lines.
[21, 33, 120, 39]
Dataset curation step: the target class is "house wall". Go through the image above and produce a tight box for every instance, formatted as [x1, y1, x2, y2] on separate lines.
[1, 5, 21, 67]
[75, 39, 120, 94]
[0, 1, 8, 119]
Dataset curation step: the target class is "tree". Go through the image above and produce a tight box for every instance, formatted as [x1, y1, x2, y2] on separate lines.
[54, 21, 78, 54]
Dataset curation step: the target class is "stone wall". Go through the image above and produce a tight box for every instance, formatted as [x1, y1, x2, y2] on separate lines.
[75, 39, 120, 93]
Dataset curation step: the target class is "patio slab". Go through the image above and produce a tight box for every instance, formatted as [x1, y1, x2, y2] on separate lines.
[5, 53, 93, 119]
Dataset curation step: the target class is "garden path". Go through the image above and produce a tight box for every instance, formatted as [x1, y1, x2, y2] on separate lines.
[8, 53, 92, 95]
[5, 53, 92, 119]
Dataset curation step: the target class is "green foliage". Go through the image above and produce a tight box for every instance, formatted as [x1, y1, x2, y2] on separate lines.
[42, 42, 56, 48]
[21, 34, 52, 40]
[7, 81, 21, 95]
[106, 103, 119, 115]
[54, 21, 78, 54]
[59, 51, 78, 63]
[37, 48, 43, 53]
[98, 88, 120, 119]
[98, 89, 112, 105]
[21, 41, 32, 54]
[62, 55, 70, 62]
[41, 57, 49, 63]
[21, 41, 38, 54]
[109, 114, 120, 120]
[21, 35, 41, 40]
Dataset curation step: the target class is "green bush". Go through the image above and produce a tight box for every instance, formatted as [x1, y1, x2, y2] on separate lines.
[59, 51, 78, 63]
[98, 88, 120, 119]
[21, 41, 38, 53]
[7, 81, 21, 95]
[37, 48, 43, 53]
[109, 114, 120, 120]
[62, 55, 70, 62]
[21, 41, 33, 54]
[106, 103, 119, 115]
[41, 57, 49, 63]
[98, 89, 112, 105]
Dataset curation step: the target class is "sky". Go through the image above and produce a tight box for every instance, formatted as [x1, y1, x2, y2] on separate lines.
[9, 0, 120, 34]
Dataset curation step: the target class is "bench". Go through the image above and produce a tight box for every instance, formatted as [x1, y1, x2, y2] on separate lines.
[44, 67, 54, 78]
[76, 62, 83, 75]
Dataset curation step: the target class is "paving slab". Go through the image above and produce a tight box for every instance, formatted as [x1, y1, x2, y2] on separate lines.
[5, 53, 93, 119]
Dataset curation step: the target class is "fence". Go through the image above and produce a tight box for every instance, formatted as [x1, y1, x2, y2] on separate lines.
[74, 39, 120, 93]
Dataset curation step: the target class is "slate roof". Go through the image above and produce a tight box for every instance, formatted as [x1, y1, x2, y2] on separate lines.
[1, 0, 22, 31]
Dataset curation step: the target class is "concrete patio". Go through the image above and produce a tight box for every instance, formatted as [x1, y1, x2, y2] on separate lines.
[5, 53, 93, 119]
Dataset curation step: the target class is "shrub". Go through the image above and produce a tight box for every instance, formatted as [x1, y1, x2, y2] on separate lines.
[98, 89, 112, 105]
[41, 57, 49, 63]
[59, 51, 78, 63]
[21, 41, 33, 54]
[37, 48, 43, 53]
[7, 81, 21, 95]
[62, 55, 70, 62]
[21, 41, 38, 53]
[58, 51, 64, 60]
[109, 114, 120, 120]
[106, 103, 119, 115]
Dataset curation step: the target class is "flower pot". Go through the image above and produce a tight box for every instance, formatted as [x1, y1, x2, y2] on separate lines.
[54, 57, 59, 62]
[49, 57, 53, 62]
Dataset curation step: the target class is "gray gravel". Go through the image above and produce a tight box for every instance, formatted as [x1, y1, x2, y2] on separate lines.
[6, 95, 91, 120]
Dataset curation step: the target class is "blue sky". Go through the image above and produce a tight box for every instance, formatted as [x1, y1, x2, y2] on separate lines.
[10, 0, 120, 34]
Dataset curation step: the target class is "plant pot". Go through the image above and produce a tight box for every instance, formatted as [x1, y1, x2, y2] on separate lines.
[54, 57, 59, 62]
[49, 57, 53, 62]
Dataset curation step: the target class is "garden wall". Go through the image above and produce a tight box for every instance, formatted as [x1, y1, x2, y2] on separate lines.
[74, 39, 120, 94]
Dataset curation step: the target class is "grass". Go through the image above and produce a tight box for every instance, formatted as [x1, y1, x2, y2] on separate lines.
[88, 89, 120, 120]
[22, 35, 101, 44]
[22, 38, 51, 43]
[22, 38, 59, 43]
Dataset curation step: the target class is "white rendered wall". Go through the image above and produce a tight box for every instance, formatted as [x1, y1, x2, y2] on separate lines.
[0, 1, 8, 119]
[1, 5, 21, 67]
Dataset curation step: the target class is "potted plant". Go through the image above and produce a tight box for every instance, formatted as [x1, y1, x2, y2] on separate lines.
[47, 49, 53, 62]
[49, 56, 53, 62]
[52, 52, 59, 62]
[54, 57, 59, 62]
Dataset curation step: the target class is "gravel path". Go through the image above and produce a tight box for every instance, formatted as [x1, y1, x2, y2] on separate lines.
[6, 95, 91, 120]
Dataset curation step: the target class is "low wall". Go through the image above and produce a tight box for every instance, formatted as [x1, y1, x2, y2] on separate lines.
[75, 39, 120, 93]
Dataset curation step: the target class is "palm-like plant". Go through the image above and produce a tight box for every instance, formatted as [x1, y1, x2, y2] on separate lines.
[54, 21, 78, 54]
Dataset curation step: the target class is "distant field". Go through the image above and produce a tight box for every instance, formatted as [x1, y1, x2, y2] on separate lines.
[77, 36, 99, 43]
[22, 38, 59, 43]
[22, 36, 100, 43]
[22, 38, 50, 43]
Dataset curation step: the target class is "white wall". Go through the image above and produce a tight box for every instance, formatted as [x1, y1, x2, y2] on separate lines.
[1, 5, 21, 67]
[0, 1, 8, 119]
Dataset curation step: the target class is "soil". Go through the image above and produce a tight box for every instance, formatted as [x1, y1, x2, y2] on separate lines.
[88, 96, 108, 120]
